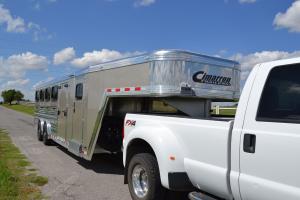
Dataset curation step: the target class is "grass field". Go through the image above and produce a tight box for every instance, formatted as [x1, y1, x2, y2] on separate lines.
[0, 129, 48, 200]
[211, 107, 237, 116]
[1, 104, 35, 116]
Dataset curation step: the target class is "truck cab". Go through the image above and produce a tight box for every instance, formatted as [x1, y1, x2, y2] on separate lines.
[123, 57, 300, 200]
[229, 58, 300, 200]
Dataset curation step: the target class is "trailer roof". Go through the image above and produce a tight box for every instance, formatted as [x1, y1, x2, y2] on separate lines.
[35, 49, 239, 89]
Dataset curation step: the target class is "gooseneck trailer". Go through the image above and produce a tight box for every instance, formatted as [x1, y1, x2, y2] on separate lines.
[34, 49, 242, 200]
[34, 49, 240, 161]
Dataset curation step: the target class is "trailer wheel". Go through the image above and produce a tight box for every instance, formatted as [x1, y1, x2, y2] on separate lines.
[128, 153, 165, 200]
[37, 122, 43, 141]
[43, 129, 51, 145]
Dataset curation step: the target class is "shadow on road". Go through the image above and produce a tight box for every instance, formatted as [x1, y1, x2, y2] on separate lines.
[56, 145, 124, 175]
[55, 144, 190, 200]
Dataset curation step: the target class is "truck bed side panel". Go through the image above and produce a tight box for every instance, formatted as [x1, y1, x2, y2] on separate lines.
[124, 114, 233, 198]
[178, 119, 233, 199]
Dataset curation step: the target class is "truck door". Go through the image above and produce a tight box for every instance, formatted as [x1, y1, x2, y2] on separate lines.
[239, 63, 300, 200]
[72, 78, 84, 144]
[57, 82, 69, 141]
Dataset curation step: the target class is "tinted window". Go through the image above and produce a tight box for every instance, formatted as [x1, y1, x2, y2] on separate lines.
[35, 91, 39, 101]
[45, 88, 51, 101]
[257, 64, 300, 123]
[51, 86, 58, 101]
[75, 83, 83, 100]
[39, 90, 44, 101]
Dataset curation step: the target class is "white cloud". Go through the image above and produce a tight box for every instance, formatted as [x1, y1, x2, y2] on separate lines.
[53, 47, 76, 65]
[0, 52, 48, 78]
[34, 2, 41, 11]
[0, 4, 26, 33]
[28, 22, 53, 41]
[0, 4, 52, 40]
[2, 78, 30, 88]
[231, 50, 300, 81]
[273, 0, 300, 33]
[134, 0, 155, 7]
[71, 49, 143, 68]
[32, 77, 54, 89]
[239, 0, 256, 4]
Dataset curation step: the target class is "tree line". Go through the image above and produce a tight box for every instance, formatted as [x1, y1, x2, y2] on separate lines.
[1, 89, 24, 105]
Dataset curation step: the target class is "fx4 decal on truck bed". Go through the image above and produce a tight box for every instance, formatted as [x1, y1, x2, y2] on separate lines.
[125, 120, 136, 127]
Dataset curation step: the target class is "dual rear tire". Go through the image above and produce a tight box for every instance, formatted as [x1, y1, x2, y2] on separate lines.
[37, 122, 43, 141]
[37, 121, 51, 145]
[42, 129, 51, 145]
[127, 153, 165, 200]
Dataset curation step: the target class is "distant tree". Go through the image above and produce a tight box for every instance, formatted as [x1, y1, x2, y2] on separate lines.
[1, 89, 16, 105]
[1, 89, 24, 105]
[14, 91, 24, 104]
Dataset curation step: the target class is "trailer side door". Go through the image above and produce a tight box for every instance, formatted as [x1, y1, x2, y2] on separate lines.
[57, 82, 69, 141]
[72, 78, 84, 144]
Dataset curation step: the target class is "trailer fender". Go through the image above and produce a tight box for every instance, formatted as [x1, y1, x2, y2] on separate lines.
[123, 125, 187, 190]
[46, 122, 52, 136]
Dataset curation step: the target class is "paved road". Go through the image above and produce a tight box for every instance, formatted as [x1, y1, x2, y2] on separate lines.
[0, 106, 192, 200]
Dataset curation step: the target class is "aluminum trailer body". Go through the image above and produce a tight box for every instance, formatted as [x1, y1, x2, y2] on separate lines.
[34, 49, 240, 160]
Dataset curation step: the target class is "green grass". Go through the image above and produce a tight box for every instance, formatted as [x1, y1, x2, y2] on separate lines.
[1, 104, 35, 116]
[0, 129, 48, 200]
[211, 107, 237, 116]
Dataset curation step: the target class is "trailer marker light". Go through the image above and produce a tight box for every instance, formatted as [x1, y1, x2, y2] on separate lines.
[106, 86, 143, 93]
[170, 156, 176, 161]
[135, 87, 141, 91]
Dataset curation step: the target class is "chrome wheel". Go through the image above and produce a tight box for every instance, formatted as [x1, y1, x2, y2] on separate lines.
[132, 164, 149, 198]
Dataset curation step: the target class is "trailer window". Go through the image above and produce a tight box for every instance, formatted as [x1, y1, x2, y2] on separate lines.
[35, 91, 39, 102]
[75, 83, 83, 100]
[51, 86, 58, 101]
[257, 64, 300, 123]
[45, 88, 51, 101]
[39, 90, 44, 101]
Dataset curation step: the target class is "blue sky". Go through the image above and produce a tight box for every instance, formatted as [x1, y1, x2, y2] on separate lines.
[0, 0, 300, 100]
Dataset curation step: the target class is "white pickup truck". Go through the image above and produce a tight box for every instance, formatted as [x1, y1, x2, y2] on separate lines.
[123, 57, 300, 200]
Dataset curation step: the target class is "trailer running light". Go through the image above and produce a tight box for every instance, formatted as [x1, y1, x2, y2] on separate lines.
[135, 87, 141, 91]
[105, 86, 143, 93]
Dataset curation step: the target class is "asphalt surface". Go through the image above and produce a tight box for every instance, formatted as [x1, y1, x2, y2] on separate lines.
[0, 106, 194, 200]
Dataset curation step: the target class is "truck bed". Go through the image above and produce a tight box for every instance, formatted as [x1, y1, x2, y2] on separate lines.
[125, 114, 234, 199]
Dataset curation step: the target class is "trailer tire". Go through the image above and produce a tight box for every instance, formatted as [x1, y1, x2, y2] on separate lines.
[128, 153, 165, 200]
[43, 129, 51, 145]
[37, 122, 43, 141]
